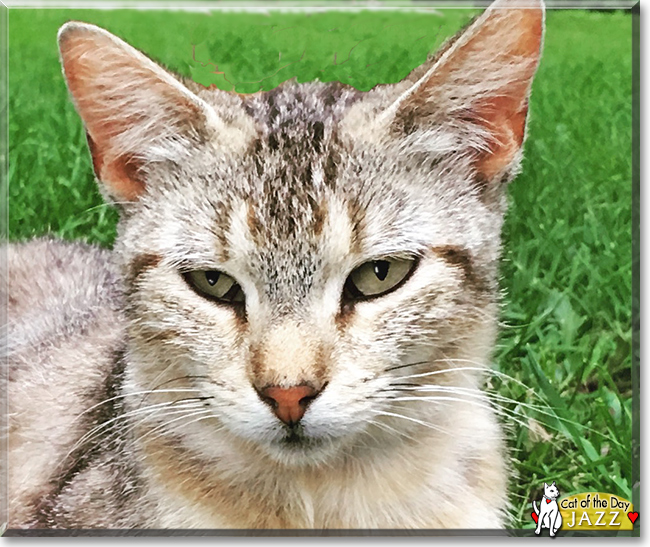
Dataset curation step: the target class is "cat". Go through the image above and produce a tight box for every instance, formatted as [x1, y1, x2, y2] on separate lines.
[4, 0, 544, 531]
[533, 482, 563, 536]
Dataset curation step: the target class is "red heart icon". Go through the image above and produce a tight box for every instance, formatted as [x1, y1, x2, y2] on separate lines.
[628, 512, 639, 524]
[531, 512, 539, 524]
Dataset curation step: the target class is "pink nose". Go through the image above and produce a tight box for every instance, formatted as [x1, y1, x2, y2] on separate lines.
[259, 385, 319, 426]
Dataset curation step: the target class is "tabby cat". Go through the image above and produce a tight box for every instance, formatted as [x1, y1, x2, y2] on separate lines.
[5, 0, 544, 530]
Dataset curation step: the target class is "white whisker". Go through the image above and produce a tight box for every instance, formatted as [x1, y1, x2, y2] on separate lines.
[137, 409, 215, 443]
[64, 400, 205, 463]
[72, 388, 205, 423]
[370, 410, 448, 435]
[388, 394, 531, 431]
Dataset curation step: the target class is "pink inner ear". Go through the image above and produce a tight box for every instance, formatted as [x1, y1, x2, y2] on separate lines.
[59, 24, 209, 202]
[60, 30, 148, 201]
[86, 133, 145, 201]
[392, 4, 544, 182]
[469, 9, 544, 179]
[473, 95, 530, 181]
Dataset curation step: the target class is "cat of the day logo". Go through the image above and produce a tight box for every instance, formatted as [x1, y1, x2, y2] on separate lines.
[531, 482, 637, 536]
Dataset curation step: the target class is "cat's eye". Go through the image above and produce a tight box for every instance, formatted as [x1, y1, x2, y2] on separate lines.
[184, 270, 245, 306]
[343, 257, 418, 301]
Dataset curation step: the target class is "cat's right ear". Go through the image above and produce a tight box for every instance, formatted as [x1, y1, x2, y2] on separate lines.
[344, 0, 544, 188]
[58, 22, 251, 203]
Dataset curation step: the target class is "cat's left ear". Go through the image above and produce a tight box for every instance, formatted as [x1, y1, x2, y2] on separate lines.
[365, 0, 544, 185]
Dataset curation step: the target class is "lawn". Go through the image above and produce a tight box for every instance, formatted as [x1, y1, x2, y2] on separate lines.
[6, 6, 634, 531]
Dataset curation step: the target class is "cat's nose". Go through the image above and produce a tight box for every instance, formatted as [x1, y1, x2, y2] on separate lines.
[258, 385, 320, 426]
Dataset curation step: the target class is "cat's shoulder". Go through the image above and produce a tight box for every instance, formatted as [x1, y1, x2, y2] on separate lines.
[5, 236, 114, 281]
[4, 238, 129, 526]
[5, 236, 118, 313]
[3, 237, 124, 374]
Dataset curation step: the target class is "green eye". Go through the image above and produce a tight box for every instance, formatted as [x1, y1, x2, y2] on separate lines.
[344, 257, 417, 301]
[185, 270, 245, 305]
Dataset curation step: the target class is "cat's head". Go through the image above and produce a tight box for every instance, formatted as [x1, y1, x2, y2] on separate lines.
[544, 482, 560, 500]
[58, 0, 543, 466]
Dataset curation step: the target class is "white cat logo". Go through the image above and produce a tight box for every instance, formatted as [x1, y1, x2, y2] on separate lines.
[532, 481, 563, 537]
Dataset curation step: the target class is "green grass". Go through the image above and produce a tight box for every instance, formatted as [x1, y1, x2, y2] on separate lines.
[497, 10, 633, 527]
[6, 8, 634, 530]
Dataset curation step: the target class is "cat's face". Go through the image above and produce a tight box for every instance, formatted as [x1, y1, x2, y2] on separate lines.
[58, 1, 543, 465]
[116, 83, 504, 464]
[544, 482, 560, 500]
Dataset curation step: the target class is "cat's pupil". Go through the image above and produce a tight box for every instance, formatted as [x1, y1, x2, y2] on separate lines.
[205, 271, 220, 286]
[373, 261, 390, 281]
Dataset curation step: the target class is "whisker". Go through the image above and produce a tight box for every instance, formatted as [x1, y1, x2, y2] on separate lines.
[387, 384, 549, 412]
[72, 388, 205, 423]
[146, 375, 211, 391]
[384, 360, 429, 373]
[137, 409, 214, 443]
[389, 365, 533, 395]
[387, 394, 532, 432]
[367, 418, 418, 443]
[65, 399, 209, 462]
[141, 414, 226, 449]
[370, 410, 448, 435]
[141, 375, 215, 406]
[384, 382, 623, 447]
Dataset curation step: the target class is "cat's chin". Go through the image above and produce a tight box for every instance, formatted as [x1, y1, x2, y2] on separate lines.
[262, 431, 341, 467]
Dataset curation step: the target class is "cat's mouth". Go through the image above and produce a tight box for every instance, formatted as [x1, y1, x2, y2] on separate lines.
[278, 426, 322, 449]
[263, 425, 335, 465]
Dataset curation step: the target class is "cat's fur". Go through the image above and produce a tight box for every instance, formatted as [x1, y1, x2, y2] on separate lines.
[533, 482, 562, 536]
[4, 0, 544, 530]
